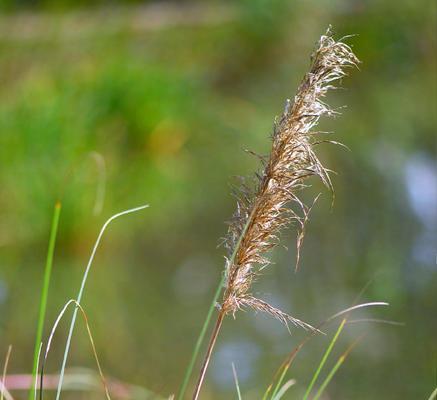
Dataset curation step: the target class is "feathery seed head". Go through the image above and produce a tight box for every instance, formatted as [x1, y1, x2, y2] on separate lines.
[221, 28, 359, 327]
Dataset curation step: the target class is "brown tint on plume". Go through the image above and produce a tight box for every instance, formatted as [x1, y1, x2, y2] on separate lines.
[221, 28, 359, 329]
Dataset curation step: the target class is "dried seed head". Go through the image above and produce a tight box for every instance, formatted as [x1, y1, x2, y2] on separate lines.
[221, 28, 359, 328]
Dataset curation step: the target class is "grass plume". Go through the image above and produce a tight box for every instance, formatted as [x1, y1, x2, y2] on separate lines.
[192, 28, 359, 399]
[221, 28, 359, 319]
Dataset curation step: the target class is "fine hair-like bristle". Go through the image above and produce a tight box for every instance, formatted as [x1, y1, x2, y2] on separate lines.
[221, 28, 359, 325]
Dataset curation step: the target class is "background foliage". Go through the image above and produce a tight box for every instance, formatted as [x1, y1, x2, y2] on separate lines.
[0, 1, 435, 399]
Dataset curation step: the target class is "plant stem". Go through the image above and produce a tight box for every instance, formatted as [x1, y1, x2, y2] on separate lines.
[29, 202, 61, 400]
[177, 274, 225, 400]
[302, 318, 346, 400]
[178, 208, 257, 400]
[231, 362, 242, 400]
[312, 337, 361, 400]
[192, 310, 225, 400]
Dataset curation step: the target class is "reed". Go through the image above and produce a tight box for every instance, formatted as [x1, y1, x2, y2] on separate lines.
[192, 28, 359, 400]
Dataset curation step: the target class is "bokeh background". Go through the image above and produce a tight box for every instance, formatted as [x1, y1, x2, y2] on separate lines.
[0, 1, 436, 399]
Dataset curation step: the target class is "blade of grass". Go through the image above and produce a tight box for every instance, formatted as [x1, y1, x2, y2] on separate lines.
[177, 274, 225, 400]
[302, 318, 346, 400]
[269, 360, 293, 400]
[312, 336, 363, 400]
[428, 387, 437, 400]
[55, 205, 149, 400]
[29, 202, 61, 400]
[1, 345, 12, 400]
[0, 382, 13, 400]
[178, 208, 257, 400]
[89, 152, 106, 216]
[231, 363, 242, 400]
[346, 318, 404, 326]
[272, 379, 296, 400]
[33, 344, 42, 400]
[268, 302, 388, 399]
[268, 326, 317, 400]
[41, 299, 111, 400]
[327, 302, 388, 322]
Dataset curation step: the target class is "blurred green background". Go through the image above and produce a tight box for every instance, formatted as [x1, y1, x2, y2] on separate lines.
[0, 0, 435, 399]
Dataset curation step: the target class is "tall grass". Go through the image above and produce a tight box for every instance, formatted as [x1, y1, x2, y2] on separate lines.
[264, 302, 389, 400]
[29, 202, 61, 400]
[311, 336, 363, 400]
[190, 28, 359, 399]
[302, 319, 346, 400]
[55, 205, 149, 400]
[177, 274, 226, 400]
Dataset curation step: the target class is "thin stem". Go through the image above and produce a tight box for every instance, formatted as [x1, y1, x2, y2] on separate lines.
[270, 362, 291, 400]
[29, 202, 61, 400]
[311, 357, 344, 400]
[177, 274, 225, 400]
[178, 208, 257, 400]
[1, 345, 12, 400]
[302, 319, 346, 400]
[312, 336, 362, 400]
[192, 311, 225, 400]
[231, 363, 242, 400]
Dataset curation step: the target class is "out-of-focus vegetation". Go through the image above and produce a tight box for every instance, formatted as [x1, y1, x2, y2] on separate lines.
[0, 1, 435, 399]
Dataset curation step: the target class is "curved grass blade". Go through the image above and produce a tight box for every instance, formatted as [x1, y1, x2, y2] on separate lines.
[55, 205, 149, 400]
[41, 299, 111, 400]
[428, 387, 437, 400]
[271, 379, 295, 400]
[268, 302, 388, 399]
[0, 382, 13, 400]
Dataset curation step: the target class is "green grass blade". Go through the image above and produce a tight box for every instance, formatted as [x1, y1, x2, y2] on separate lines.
[262, 387, 271, 400]
[312, 337, 361, 400]
[267, 329, 315, 399]
[272, 379, 296, 400]
[55, 205, 149, 400]
[1, 345, 12, 400]
[29, 201, 61, 400]
[270, 363, 290, 400]
[428, 387, 437, 400]
[177, 274, 225, 400]
[311, 355, 344, 400]
[41, 299, 111, 399]
[177, 208, 256, 400]
[302, 318, 346, 400]
[231, 363, 242, 400]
